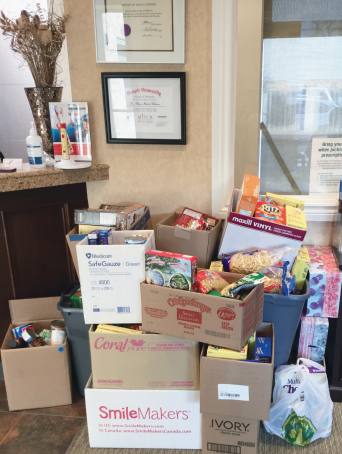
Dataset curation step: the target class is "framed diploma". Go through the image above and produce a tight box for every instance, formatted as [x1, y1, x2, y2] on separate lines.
[102, 72, 186, 144]
[93, 0, 185, 63]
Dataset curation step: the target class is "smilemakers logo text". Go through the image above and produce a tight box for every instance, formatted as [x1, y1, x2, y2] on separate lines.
[99, 406, 189, 420]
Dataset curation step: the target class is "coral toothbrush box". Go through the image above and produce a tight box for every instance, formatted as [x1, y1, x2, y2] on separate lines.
[89, 325, 199, 390]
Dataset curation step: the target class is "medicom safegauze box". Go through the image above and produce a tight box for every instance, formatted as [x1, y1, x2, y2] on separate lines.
[76, 230, 155, 324]
[85, 377, 201, 449]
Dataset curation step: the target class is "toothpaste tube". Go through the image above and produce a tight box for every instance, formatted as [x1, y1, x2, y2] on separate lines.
[12, 323, 34, 339]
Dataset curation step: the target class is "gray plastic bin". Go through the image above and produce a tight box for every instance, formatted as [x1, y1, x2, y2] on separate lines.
[263, 280, 310, 367]
[57, 283, 91, 396]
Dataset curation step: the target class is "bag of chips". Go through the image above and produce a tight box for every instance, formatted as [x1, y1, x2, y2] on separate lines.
[221, 248, 295, 275]
[221, 272, 269, 298]
[197, 270, 229, 294]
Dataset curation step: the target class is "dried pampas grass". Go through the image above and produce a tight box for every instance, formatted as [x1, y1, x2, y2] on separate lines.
[0, 2, 69, 88]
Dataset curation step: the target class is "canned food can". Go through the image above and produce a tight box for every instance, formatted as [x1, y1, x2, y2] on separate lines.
[125, 235, 147, 245]
[51, 320, 66, 345]
[12, 323, 34, 339]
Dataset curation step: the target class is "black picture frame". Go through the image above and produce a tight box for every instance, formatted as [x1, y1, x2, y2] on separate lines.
[101, 72, 186, 145]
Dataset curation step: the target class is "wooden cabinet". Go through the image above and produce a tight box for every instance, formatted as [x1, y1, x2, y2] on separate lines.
[0, 183, 88, 341]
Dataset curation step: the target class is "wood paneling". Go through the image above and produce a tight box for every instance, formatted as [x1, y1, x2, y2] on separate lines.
[0, 183, 88, 342]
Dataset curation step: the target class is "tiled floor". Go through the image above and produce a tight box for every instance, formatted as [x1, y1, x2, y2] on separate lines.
[0, 379, 86, 454]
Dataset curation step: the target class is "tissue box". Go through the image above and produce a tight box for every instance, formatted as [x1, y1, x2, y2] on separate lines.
[298, 316, 329, 362]
[305, 246, 341, 318]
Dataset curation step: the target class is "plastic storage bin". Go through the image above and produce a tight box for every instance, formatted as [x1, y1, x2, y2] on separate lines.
[263, 280, 310, 367]
[57, 282, 91, 396]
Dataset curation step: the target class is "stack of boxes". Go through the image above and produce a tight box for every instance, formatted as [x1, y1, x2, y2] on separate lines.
[76, 228, 274, 450]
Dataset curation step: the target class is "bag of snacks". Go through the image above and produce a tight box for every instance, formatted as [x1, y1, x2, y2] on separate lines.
[221, 272, 269, 298]
[221, 248, 295, 275]
[197, 270, 229, 294]
[174, 208, 219, 231]
[263, 262, 296, 296]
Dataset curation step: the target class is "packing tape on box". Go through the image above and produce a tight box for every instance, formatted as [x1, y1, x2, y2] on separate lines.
[174, 226, 191, 240]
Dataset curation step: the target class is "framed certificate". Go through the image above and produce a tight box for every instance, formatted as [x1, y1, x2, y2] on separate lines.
[102, 72, 186, 144]
[93, 0, 185, 63]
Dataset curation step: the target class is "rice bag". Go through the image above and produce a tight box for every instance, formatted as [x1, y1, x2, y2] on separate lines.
[197, 270, 229, 294]
[221, 272, 270, 298]
[221, 248, 295, 275]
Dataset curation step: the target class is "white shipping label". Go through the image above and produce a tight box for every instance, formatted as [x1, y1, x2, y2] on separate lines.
[183, 209, 201, 219]
[218, 384, 249, 401]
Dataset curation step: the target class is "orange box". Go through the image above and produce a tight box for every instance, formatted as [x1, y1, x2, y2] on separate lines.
[236, 174, 260, 217]
[255, 201, 286, 225]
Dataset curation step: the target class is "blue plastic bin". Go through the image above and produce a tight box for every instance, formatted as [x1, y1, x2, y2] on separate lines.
[263, 280, 310, 367]
[57, 283, 91, 396]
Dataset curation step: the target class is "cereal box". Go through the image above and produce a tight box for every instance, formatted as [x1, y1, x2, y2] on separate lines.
[305, 246, 342, 318]
[145, 250, 197, 291]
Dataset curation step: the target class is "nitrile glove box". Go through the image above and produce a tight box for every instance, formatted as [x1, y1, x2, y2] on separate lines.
[218, 189, 306, 268]
[76, 230, 155, 324]
[85, 376, 201, 449]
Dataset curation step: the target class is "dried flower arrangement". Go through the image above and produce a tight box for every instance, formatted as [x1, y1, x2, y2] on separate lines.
[0, 2, 69, 87]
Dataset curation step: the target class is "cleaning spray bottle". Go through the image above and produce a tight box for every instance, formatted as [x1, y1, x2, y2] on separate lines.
[26, 122, 45, 168]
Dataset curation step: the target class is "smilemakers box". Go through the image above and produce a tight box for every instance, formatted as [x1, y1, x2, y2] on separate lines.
[200, 323, 274, 421]
[85, 376, 201, 449]
[77, 230, 155, 324]
[66, 206, 151, 277]
[156, 212, 222, 269]
[1, 297, 72, 411]
[89, 326, 200, 390]
[141, 272, 264, 351]
[218, 189, 307, 268]
[202, 414, 260, 454]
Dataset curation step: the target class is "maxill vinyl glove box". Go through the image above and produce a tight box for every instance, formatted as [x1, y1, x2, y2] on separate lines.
[89, 326, 200, 390]
[141, 271, 264, 351]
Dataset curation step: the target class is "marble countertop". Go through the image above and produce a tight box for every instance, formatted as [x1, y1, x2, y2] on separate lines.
[0, 163, 109, 192]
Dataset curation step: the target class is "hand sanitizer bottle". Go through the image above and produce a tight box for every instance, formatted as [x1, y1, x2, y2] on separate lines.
[26, 122, 45, 168]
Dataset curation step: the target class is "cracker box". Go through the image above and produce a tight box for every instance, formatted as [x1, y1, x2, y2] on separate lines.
[305, 246, 341, 318]
[255, 202, 286, 225]
[145, 250, 197, 291]
[286, 206, 307, 230]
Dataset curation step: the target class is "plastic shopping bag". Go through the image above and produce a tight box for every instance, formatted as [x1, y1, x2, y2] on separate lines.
[263, 359, 333, 446]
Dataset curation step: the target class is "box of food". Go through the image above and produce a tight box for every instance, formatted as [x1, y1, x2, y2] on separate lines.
[1, 297, 72, 411]
[200, 323, 274, 421]
[85, 377, 201, 449]
[291, 246, 310, 291]
[145, 250, 197, 291]
[156, 212, 222, 269]
[305, 246, 341, 318]
[75, 204, 146, 229]
[76, 230, 155, 324]
[89, 325, 200, 390]
[236, 174, 260, 217]
[298, 316, 329, 362]
[174, 208, 220, 231]
[202, 414, 260, 454]
[141, 271, 264, 351]
[218, 189, 306, 267]
[286, 206, 307, 230]
[255, 202, 286, 225]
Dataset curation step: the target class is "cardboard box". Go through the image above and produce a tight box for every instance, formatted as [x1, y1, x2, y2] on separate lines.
[218, 189, 307, 268]
[89, 326, 200, 390]
[200, 323, 274, 421]
[85, 376, 201, 449]
[66, 206, 151, 277]
[141, 271, 264, 351]
[1, 297, 72, 411]
[156, 212, 222, 269]
[236, 174, 260, 217]
[305, 246, 341, 318]
[77, 230, 155, 324]
[202, 413, 260, 454]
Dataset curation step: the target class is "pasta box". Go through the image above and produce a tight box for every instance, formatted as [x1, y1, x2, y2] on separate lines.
[218, 189, 307, 268]
[141, 271, 264, 351]
[200, 323, 274, 421]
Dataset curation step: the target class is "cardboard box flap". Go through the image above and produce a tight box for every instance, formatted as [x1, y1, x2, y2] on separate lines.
[9, 296, 61, 324]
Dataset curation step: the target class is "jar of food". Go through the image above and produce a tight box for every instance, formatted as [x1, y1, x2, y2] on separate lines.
[51, 320, 67, 345]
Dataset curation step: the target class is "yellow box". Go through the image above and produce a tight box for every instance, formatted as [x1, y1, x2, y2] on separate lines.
[207, 343, 248, 360]
[266, 193, 305, 210]
[79, 225, 110, 234]
[209, 261, 224, 272]
[291, 247, 310, 291]
[286, 206, 307, 230]
[95, 324, 142, 334]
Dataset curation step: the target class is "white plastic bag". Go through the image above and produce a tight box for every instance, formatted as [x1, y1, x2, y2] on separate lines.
[263, 359, 333, 446]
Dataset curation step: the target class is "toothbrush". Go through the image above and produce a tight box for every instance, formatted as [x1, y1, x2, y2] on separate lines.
[54, 105, 74, 156]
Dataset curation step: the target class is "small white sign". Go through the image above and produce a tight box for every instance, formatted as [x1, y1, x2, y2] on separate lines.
[218, 384, 249, 401]
[309, 138, 342, 194]
[3, 158, 22, 169]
